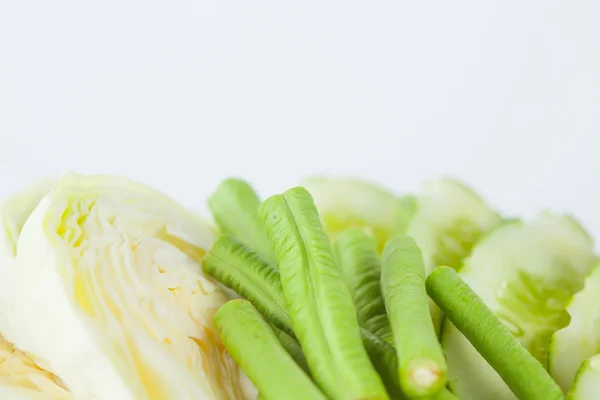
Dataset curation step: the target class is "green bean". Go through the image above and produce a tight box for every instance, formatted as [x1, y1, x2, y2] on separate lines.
[426, 266, 564, 400]
[203, 235, 293, 337]
[382, 235, 447, 398]
[204, 227, 403, 397]
[270, 325, 310, 374]
[361, 330, 455, 400]
[208, 178, 276, 264]
[214, 300, 327, 400]
[361, 329, 405, 399]
[333, 228, 393, 343]
[259, 187, 389, 400]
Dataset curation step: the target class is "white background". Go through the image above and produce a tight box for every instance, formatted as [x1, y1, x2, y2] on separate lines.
[1, 1, 599, 238]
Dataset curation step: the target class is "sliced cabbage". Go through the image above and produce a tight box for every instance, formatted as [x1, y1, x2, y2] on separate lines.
[1, 178, 54, 256]
[0, 179, 74, 400]
[442, 213, 597, 400]
[1, 179, 55, 312]
[2, 173, 254, 400]
[0, 335, 71, 400]
[549, 262, 600, 392]
[301, 177, 399, 251]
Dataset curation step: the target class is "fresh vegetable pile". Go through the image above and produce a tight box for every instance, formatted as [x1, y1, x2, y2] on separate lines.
[204, 178, 597, 400]
[0, 173, 598, 400]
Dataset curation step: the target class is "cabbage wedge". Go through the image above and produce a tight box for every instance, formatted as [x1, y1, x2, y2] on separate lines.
[0, 179, 73, 400]
[2, 174, 254, 400]
[0, 335, 72, 400]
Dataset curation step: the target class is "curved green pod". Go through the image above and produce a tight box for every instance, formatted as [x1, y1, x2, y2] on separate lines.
[382, 236, 447, 397]
[203, 213, 466, 399]
[270, 326, 310, 374]
[214, 300, 327, 400]
[203, 235, 292, 337]
[428, 267, 563, 400]
[333, 228, 392, 343]
[441, 213, 596, 400]
[206, 233, 403, 397]
[208, 178, 276, 264]
[259, 187, 389, 400]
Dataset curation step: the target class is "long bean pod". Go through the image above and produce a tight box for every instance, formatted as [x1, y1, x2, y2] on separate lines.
[214, 300, 327, 400]
[333, 228, 393, 343]
[208, 178, 276, 263]
[205, 219, 403, 397]
[426, 266, 564, 400]
[259, 187, 389, 400]
[203, 235, 292, 336]
[270, 326, 310, 374]
[382, 235, 447, 397]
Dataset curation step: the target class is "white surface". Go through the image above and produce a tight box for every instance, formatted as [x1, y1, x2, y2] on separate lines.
[1, 1, 599, 238]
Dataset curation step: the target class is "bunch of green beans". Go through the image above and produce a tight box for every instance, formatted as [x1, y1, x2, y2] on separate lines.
[204, 179, 561, 400]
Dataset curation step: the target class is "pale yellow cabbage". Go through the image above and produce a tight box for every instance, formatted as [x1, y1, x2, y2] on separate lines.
[2, 174, 255, 400]
[0, 335, 71, 400]
[0, 179, 73, 400]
